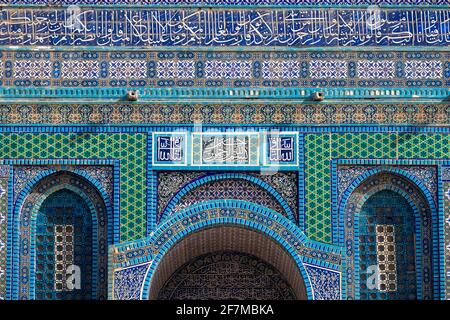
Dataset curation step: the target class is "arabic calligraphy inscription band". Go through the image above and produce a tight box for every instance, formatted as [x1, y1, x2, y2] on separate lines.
[0, 8, 449, 47]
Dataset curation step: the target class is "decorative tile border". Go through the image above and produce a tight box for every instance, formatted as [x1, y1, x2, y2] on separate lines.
[0, 51, 448, 88]
[1, 88, 448, 104]
[0, 103, 449, 125]
[1, 0, 448, 6]
[332, 162, 440, 299]
[0, 8, 449, 47]
[112, 262, 343, 300]
[0, 134, 146, 243]
[441, 169, 450, 300]
[0, 165, 8, 300]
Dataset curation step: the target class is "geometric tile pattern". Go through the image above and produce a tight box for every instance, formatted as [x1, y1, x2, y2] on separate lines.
[262, 61, 302, 80]
[53, 224, 74, 293]
[304, 133, 450, 243]
[13, 165, 115, 205]
[205, 61, 252, 79]
[0, 133, 146, 242]
[61, 61, 99, 80]
[310, 60, 347, 79]
[156, 61, 195, 79]
[156, 172, 203, 219]
[3, 51, 447, 88]
[13, 60, 52, 79]
[168, 179, 289, 220]
[109, 61, 147, 79]
[304, 265, 341, 300]
[404, 61, 442, 79]
[0, 8, 448, 47]
[13, 166, 52, 202]
[357, 61, 396, 79]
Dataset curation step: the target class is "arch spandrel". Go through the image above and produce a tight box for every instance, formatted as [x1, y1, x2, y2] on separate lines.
[158, 172, 298, 224]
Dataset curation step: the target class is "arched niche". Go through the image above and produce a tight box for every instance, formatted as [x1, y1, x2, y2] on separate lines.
[342, 172, 435, 300]
[12, 171, 109, 300]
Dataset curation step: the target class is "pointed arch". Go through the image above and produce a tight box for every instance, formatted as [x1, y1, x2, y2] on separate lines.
[141, 200, 313, 300]
[339, 169, 438, 300]
[9, 171, 110, 300]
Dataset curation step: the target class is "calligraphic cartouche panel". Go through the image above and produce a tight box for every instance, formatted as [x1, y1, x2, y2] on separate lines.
[152, 132, 299, 167]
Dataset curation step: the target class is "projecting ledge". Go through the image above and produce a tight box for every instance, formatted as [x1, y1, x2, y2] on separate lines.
[0, 87, 448, 104]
